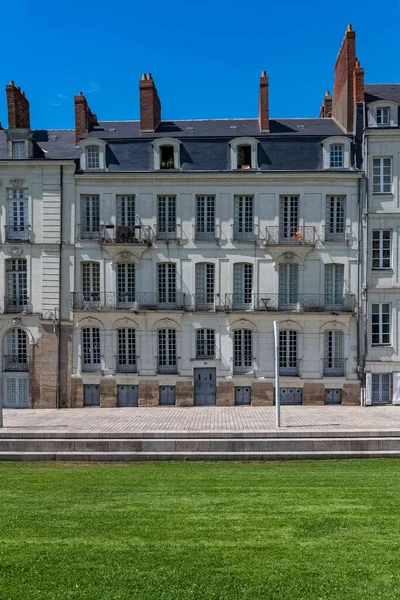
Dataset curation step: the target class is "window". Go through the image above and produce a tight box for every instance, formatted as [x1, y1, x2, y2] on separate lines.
[196, 196, 215, 240]
[81, 195, 100, 238]
[160, 146, 174, 169]
[373, 158, 392, 194]
[117, 196, 135, 227]
[279, 196, 299, 241]
[158, 263, 176, 305]
[233, 329, 252, 373]
[330, 145, 344, 168]
[372, 374, 391, 404]
[377, 107, 390, 125]
[82, 327, 101, 371]
[233, 263, 253, 309]
[372, 231, 391, 269]
[324, 330, 344, 376]
[372, 303, 390, 346]
[233, 195, 254, 239]
[279, 264, 299, 310]
[196, 329, 215, 358]
[325, 196, 345, 242]
[4, 328, 28, 371]
[324, 264, 344, 308]
[117, 328, 136, 372]
[158, 329, 177, 373]
[5, 259, 27, 313]
[195, 263, 215, 309]
[237, 145, 252, 168]
[279, 330, 298, 375]
[81, 262, 100, 305]
[117, 263, 135, 307]
[157, 196, 176, 239]
[86, 145, 100, 169]
[7, 188, 29, 241]
[12, 142, 26, 159]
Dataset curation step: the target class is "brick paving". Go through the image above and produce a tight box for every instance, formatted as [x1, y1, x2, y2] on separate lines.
[2, 405, 400, 433]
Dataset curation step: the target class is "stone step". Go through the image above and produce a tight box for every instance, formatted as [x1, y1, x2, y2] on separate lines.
[2, 450, 400, 461]
[3, 437, 400, 453]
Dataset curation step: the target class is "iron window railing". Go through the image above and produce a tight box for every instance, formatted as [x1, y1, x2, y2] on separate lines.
[323, 358, 346, 377]
[265, 226, 317, 245]
[4, 297, 31, 314]
[71, 292, 187, 311]
[3, 355, 29, 371]
[5, 225, 30, 242]
[100, 225, 154, 245]
[224, 293, 356, 313]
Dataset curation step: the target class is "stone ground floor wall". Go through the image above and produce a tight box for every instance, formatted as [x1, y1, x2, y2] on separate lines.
[70, 377, 361, 407]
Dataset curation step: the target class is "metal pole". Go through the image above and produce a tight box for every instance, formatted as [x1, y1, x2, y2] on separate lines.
[0, 392, 3, 428]
[273, 320, 281, 427]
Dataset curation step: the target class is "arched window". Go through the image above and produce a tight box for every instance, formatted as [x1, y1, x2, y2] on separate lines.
[233, 329, 252, 373]
[158, 329, 177, 373]
[117, 328, 136, 372]
[117, 263, 135, 308]
[279, 330, 298, 376]
[196, 329, 215, 358]
[324, 330, 344, 376]
[195, 263, 215, 309]
[4, 328, 28, 371]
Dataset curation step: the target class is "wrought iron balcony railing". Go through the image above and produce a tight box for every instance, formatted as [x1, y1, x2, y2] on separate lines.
[265, 226, 317, 246]
[185, 295, 222, 312]
[5, 225, 30, 242]
[4, 296, 32, 314]
[323, 358, 346, 377]
[100, 225, 154, 246]
[71, 292, 187, 311]
[224, 294, 356, 313]
[3, 355, 29, 371]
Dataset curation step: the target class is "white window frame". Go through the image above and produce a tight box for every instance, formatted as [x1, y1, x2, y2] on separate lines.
[322, 137, 351, 169]
[7, 188, 29, 241]
[371, 303, 391, 346]
[376, 107, 390, 125]
[368, 101, 398, 128]
[157, 196, 176, 239]
[373, 158, 392, 194]
[11, 141, 26, 159]
[80, 195, 100, 239]
[325, 196, 346, 242]
[81, 327, 101, 371]
[79, 138, 106, 171]
[230, 137, 258, 170]
[117, 328, 137, 372]
[86, 145, 100, 169]
[279, 330, 298, 375]
[158, 328, 177, 373]
[196, 329, 215, 359]
[153, 138, 181, 170]
[233, 329, 253, 374]
[329, 144, 344, 168]
[372, 230, 391, 270]
[195, 196, 215, 240]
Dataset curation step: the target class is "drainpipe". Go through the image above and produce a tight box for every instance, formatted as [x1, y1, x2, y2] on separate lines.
[362, 132, 369, 406]
[356, 174, 362, 404]
[56, 165, 64, 408]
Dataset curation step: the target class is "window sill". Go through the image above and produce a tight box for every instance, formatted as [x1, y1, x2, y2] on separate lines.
[371, 268, 393, 271]
[371, 344, 392, 348]
[372, 192, 393, 196]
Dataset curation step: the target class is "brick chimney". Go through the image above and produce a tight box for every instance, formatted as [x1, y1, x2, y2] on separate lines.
[332, 24, 357, 132]
[74, 92, 96, 143]
[258, 71, 269, 133]
[353, 59, 364, 103]
[319, 90, 333, 118]
[139, 73, 161, 133]
[6, 81, 30, 129]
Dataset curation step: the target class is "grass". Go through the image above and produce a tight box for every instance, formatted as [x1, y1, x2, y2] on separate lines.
[0, 461, 400, 599]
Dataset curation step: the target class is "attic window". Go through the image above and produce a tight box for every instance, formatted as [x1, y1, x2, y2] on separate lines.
[12, 141, 26, 159]
[377, 107, 390, 125]
[86, 145, 100, 169]
[160, 145, 174, 169]
[237, 145, 252, 169]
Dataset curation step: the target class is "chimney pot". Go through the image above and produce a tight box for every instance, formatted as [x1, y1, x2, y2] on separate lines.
[347, 24, 352, 31]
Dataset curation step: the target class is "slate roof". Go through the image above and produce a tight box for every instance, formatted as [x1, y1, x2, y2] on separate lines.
[89, 118, 344, 140]
[0, 129, 78, 160]
[364, 84, 400, 104]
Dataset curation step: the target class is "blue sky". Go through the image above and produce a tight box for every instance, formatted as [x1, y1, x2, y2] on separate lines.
[1, 0, 400, 129]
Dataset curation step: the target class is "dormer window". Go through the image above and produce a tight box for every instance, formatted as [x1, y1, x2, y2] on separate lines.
[86, 145, 100, 169]
[377, 107, 390, 125]
[160, 145, 174, 169]
[330, 145, 344, 168]
[230, 138, 258, 170]
[237, 145, 252, 169]
[12, 141, 26, 160]
[79, 139, 106, 171]
[153, 138, 180, 170]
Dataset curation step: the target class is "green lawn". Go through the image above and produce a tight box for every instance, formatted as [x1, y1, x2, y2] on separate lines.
[1, 460, 400, 599]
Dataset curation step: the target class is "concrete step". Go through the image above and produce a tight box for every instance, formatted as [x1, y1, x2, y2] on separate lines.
[2, 450, 400, 461]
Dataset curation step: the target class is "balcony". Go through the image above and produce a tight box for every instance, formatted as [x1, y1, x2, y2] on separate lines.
[224, 294, 356, 313]
[185, 295, 221, 312]
[4, 296, 32, 314]
[71, 292, 186, 311]
[323, 358, 346, 377]
[100, 225, 154, 246]
[265, 226, 317, 246]
[5, 225, 30, 243]
[3, 355, 29, 371]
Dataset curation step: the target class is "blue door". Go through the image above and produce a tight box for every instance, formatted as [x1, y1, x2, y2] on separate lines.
[84, 384, 100, 406]
[194, 368, 216, 406]
[117, 385, 138, 407]
[159, 386, 176, 405]
[235, 386, 251, 405]
[280, 388, 302, 405]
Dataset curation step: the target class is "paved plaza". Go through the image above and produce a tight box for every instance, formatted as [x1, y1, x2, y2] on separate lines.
[2, 406, 400, 434]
